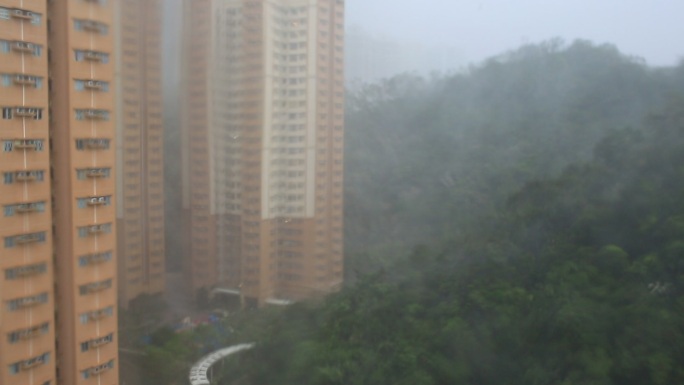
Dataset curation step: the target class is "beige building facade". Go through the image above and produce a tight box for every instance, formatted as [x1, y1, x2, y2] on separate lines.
[0, 1, 56, 384]
[49, 0, 119, 383]
[182, 0, 345, 305]
[115, 0, 166, 308]
[0, 0, 119, 384]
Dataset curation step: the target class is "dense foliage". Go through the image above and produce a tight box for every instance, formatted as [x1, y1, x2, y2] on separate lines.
[344, 40, 676, 274]
[214, 41, 684, 385]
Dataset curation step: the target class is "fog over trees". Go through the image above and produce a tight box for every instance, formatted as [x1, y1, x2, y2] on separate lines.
[132, 36, 684, 384]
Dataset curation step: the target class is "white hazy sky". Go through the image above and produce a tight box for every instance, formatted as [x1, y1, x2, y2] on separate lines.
[346, 0, 684, 66]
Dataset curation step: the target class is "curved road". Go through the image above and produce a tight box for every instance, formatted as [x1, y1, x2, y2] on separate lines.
[189, 343, 254, 385]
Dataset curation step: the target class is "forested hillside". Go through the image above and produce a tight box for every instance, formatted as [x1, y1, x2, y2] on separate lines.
[205, 41, 684, 385]
[344, 40, 677, 276]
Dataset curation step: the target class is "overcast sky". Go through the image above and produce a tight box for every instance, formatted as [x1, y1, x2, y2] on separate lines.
[346, 0, 684, 67]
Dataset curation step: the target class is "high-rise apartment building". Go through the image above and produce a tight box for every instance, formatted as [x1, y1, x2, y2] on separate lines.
[49, 0, 119, 383]
[0, 0, 119, 383]
[115, 0, 166, 308]
[181, 0, 345, 306]
[0, 1, 56, 385]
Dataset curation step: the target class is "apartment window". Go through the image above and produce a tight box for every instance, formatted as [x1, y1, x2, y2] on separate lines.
[76, 168, 111, 179]
[7, 322, 49, 344]
[0, 40, 42, 56]
[81, 360, 115, 379]
[1, 107, 42, 120]
[75, 138, 110, 150]
[78, 251, 113, 267]
[80, 333, 113, 352]
[77, 223, 112, 237]
[4, 139, 44, 152]
[4, 170, 45, 184]
[7, 293, 48, 311]
[0, 7, 41, 24]
[76, 196, 112, 208]
[4, 231, 46, 248]
[75, 79, 109, 92]
[5, 263, 47, 279]
[2, 74, 43, 88]
[79, 306, 113, 324]
[8, 352, 50, 375]
[75, 109, 109, 120]
[78, 279, 112, 295]
[74, 49, 109, 63]
[73, 19, 109, 35]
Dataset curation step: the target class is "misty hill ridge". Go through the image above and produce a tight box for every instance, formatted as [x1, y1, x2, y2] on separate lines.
[345, 40, 676, 260]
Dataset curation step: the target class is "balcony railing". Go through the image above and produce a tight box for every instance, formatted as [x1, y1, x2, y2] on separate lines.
[11, 264, 44, 278]
[15, 324, 45, 340]
[13, 139, 41, 150]
[87, 196, 108, 206]
[15, 171, 37, 181]
[11, 9, 34, 20]
[11, 41, 34, 53]
[15, 233, 44, 244]
[88, 307, 112, 321]
[81, 279, 112, 294]
[84, 80, 105, 90]
[88, 334, 113, 349]
[13, 74, 38, 86]
[85, 168, 108, 178]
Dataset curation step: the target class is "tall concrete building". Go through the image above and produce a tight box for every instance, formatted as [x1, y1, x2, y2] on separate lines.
[0, 1, 56, 385]
[0, 0, 119, 384]
[49, 0, 119, 383]
[115, 0, 166, 308]
[181, 0, 345, 306]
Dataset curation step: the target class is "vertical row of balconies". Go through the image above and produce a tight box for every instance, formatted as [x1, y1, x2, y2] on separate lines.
[70, 0, 118, 381]
[0, 4, 54, 383]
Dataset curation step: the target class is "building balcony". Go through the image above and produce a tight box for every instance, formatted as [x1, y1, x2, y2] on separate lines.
[13, 75, 38, 86]
[80, 251, 112, 266]
[84, 80, 105, 90]
[15, 232, 44, 244]
[81, 279, 112, 294]
[13, 107, 41, 118]
[15, 171, 38, 181]
[15, 324, 45, 340]
[84, 51, 106, 62]
[78, 138, 109, 149]
[13, 295, 43, 308]
[20, 355, 47, 370]
[87, 225, 107, 234]
[11, 9, 34, 20]
[83, 109, 108, 120]
[11, 41, 35, 53]
[88, 361, 113, 376]
[80, 20, 105, 33]
[12, 139, 41, 150]
[85, 168, 108, 178]
[15, 202, 42, 213]
[87, 196, 108, 206]
[11, 264, 44, 278]
[88, 334, 113, 349]
[88, 307, 112, 321]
